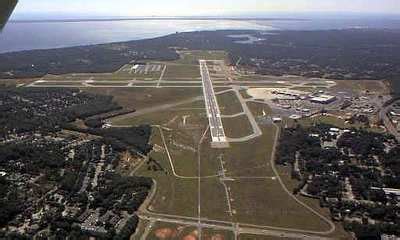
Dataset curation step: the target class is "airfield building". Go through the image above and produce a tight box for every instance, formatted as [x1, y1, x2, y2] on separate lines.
[310, 94, 337, 104]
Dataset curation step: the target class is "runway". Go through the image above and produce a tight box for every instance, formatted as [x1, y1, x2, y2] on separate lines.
[199, 60, 229, 148]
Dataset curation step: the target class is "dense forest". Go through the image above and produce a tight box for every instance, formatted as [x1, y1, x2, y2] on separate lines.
[0, 88, 153, 238]
[276, 124, 400, 238]
[0, 87, 153, 154]
[0, 138, 152, 239]
[0, 88, 120, 137]
[0, 40, 178, 78]
[1, 29, 400, 93]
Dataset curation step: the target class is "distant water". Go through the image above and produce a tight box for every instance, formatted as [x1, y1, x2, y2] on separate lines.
[0, 20, 273, 53]
[254, 18, 400, 31]
[1, 18, 399, 53]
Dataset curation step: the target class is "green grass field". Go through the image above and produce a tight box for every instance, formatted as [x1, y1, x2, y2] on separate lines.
[85, 87, 203, 111]
[88, 82, 130, 86]
[27, 49, 356, 238]
[42, 74, 92, 81]
[223, 126, 276, 177]
[163, 64, 201, 79]
[33, 82, 83, 86]
[199, 177, 232, 221]
[222, 115, 253, 139]
[91, 74, 135, 81]
[228, 178, 329, 230]
[42, 51, 351, 237]
[137, 128, 199, 217]
[159, 83, 203, 87]
[175, 50, 228, 64]
[123, 93, 339, 233]
[216, 91, 244, 116]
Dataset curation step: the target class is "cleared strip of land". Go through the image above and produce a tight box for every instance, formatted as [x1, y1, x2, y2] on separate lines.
[199, 60, 228, 148]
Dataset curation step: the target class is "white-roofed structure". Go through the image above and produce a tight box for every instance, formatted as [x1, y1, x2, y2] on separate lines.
[310, 94, 337, 104]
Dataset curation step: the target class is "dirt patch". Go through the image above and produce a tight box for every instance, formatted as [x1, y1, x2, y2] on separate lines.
[71, 119, 89, 129]
[182, 230, 199, 240]
[246, 88, 309, 101]
[154, 228, 178, 239]
[210, 234, 224, 240]
[182, 235, 197, 240]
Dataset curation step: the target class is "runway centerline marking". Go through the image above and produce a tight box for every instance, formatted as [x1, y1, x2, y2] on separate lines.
[199, 60, 229, 148]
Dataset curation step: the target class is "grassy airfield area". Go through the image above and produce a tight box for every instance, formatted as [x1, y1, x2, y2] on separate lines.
[24, 50, 353, 239]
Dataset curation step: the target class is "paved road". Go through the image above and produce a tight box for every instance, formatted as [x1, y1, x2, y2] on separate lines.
[155, 125, 217, 179]
[29, 80, 335, 87]
[268, 123, 336, 235]
[199, 60, 228, 146]
[136, 122, 336, 239]
[138, 213, 334, 240]
[110, 88, 236, 126]
[224, 86, 262, 142]
[156, 65, 167, 88]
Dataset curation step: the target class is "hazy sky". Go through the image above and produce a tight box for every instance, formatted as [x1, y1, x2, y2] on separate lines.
[13, 0, 400, 17]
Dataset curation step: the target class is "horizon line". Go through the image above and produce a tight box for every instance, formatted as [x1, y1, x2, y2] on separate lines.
[10, 16, 311, 24]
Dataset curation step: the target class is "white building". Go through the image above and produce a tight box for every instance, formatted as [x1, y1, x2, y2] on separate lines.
[310, 95, 337, 104]
[289, 114, 302, 120]
[272, 117, 282, 123]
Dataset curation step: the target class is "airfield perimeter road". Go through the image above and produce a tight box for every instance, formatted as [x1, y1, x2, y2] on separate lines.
[226, 86, 262, 142]
[137, 123, 336, 239]
[199, 60, 228, 146]
[27, 62, 342, 238]
[135, 110, 336, 239]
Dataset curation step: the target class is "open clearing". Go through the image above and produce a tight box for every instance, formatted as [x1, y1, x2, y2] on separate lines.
[176, 50, 228, 64]
[25, 50, 353, 239]
[163, 64, 201, 79]
[129, 102, 344, 238]
[144, 221, 234, 240]
[106, 52, 349, 238]
[216, 91, 244, 116]
[228, 178, 328, 230]
[120, 95, 340, 237]
[85, 87, 203, 111]
[222, 115, 253, 139]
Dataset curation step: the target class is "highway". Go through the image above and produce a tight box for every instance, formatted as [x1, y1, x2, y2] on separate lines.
[199, 60, 228, 147]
